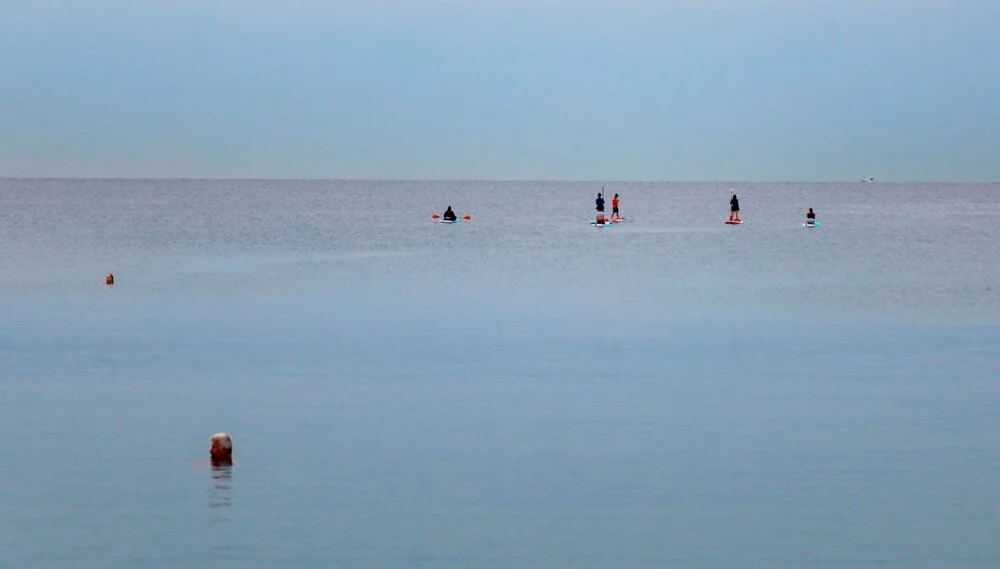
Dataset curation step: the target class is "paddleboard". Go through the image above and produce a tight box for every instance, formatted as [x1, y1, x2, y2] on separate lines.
[590, 220, 613, 227]
[438, 218, 459, 223]
[803, 221, 821, 228]
[724, 219, 743, 225]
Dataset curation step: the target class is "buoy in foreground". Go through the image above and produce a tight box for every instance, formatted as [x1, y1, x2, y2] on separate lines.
[105, 273, 114, 286]
[210, 433, 233, 465]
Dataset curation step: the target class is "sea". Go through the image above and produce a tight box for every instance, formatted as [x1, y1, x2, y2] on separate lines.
[1, 179, 998, 569]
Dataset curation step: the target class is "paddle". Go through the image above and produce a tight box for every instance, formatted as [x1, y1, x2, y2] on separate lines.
[432, 214, 472, 221]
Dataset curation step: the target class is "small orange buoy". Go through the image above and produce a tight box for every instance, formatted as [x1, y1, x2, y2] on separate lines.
[210, 433, 233, 465]
[105, 273, 114, 286]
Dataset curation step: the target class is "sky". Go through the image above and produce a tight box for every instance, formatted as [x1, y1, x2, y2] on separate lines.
[0, 0, 997, 181]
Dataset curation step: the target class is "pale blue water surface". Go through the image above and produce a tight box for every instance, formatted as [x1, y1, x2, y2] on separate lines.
[1, 179, 999, 568]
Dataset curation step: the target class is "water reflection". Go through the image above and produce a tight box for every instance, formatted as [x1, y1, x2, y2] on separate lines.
[210, 462, 232, 515]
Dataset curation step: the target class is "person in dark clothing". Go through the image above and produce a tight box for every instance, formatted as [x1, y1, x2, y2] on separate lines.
[595, 193, 605, 212]
[806, 208, 816, 221]
[729, 194, 741, 222]
[443, 206, 457, 221]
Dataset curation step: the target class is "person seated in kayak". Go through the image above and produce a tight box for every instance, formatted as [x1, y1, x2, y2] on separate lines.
[611, 194, 620, 220]
[443, 206, 457, 221]
[806, 208, 816, 223]
[729, 193, 741, 221]
[595, 193, 605, 212]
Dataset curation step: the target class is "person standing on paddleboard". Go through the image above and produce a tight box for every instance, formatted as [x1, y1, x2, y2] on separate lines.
[611, 194, 620, 221]
[596, 192, 605, 213]
[729, 193, 741, 222]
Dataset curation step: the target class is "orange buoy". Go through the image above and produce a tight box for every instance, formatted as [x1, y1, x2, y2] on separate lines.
[210, 433, 233, 465]
[105, 273, 114, 286]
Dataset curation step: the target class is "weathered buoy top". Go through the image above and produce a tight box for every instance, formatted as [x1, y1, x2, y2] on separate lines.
[210, 432, 233, 464]
[105, 273, 114, 286]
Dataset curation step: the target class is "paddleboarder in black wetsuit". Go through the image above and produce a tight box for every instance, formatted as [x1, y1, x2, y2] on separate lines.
[596, 192, 605, 212]
[443, 206, 457, 221]
[806, 208, 816, 222]
[729, 194, 741, 222]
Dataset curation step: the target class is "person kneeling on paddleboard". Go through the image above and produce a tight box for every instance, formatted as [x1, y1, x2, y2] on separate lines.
[611, 194, 620, 221]
[806, 208, 816, 224]
[729, 193, 741, 222]
[443, 206, 457, 221]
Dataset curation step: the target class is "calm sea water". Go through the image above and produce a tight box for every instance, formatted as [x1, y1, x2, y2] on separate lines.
[1, 179, 999, 569]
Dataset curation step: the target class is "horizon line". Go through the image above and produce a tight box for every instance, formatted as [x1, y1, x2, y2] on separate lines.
[2, 176, 997, 184]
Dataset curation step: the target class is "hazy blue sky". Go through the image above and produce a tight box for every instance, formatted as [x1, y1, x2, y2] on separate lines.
[1, 1, 997, 180]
